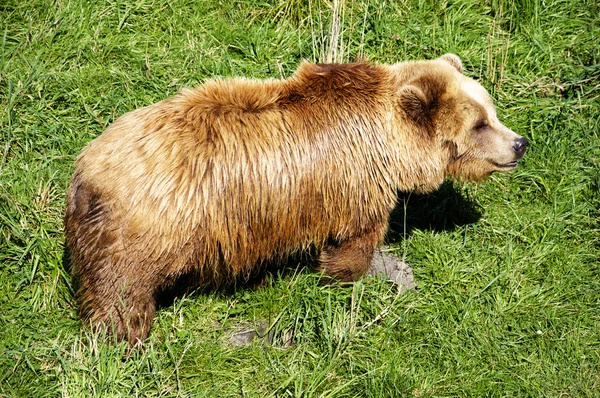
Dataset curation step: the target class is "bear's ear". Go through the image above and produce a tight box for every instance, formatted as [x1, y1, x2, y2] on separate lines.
[440, 53, 463, 74]
[398, 85, 430, 124]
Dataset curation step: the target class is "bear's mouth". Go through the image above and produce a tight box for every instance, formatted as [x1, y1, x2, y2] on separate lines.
[494, 161, 518, 169]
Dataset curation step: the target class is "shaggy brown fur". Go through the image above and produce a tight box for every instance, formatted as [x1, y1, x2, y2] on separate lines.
[65, 54, 527, 344]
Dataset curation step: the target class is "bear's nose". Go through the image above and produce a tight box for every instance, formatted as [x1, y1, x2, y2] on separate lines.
[513, 137, 529, 157]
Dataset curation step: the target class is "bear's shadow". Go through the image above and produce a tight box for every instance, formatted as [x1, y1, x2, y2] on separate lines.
[386, 180, 482, 244]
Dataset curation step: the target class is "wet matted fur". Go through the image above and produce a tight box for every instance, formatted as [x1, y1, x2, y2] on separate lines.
[65, 54, 528, 344]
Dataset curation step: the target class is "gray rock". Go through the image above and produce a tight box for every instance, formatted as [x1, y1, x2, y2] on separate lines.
[227, 321, 267, 347]
[368, 247, 416, 292]
[227, 321, 293, 348]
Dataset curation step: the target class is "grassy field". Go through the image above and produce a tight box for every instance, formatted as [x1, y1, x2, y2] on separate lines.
[1, 0, 599, 396]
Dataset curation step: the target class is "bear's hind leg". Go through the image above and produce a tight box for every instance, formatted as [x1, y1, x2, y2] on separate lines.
[67, 177, 160, 345]
[71, 248, 158, 345]
[80, 278, 157, 346]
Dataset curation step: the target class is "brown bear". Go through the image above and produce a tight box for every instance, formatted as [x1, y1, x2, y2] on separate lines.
[65, 54, 528, 345]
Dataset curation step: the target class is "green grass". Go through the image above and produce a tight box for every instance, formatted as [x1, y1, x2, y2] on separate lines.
[1, 0, 599, 396]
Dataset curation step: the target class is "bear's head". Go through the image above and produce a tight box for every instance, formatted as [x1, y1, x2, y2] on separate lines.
[396, 53, 528, 182]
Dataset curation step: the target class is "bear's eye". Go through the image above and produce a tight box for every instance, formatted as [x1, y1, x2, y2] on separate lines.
[473, 120, 489, 131]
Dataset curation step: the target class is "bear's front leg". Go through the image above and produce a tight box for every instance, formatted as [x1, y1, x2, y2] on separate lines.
[317, 225, 386, 282]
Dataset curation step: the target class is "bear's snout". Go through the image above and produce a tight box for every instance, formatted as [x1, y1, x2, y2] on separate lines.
[512, 137, 529, 158]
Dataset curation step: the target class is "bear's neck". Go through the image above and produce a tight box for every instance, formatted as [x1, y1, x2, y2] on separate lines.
[386, 124, 449, 194]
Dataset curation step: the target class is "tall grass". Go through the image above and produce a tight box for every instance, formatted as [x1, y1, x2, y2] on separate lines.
[1, 0, 599, 396]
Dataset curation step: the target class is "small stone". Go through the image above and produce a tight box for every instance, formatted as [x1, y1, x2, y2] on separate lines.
[368, 247, 416, 292]
[227, 321, 267, 347]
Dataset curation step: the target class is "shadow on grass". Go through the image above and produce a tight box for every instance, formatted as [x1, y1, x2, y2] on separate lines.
[386, 180, 482, 244]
